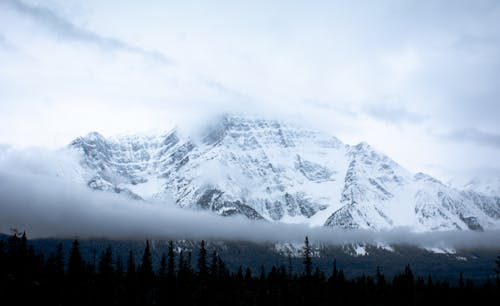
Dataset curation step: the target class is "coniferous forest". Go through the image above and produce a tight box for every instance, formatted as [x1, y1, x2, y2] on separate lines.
[1, 232, 499, 306]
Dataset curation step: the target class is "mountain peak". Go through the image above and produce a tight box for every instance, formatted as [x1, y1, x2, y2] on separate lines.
[353, 141, 372, 151]
[64, 116, 500, 232]
[85, 131, 106, 141]
[70, 131, 107, 148]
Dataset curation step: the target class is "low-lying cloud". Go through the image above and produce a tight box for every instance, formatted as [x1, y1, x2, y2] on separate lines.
[1, 147, 499, 250]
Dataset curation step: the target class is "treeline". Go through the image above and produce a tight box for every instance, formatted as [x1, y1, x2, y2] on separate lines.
[1, 233, 499, 305]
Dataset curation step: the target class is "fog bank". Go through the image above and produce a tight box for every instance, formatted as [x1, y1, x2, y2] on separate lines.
[1, 148, 499, 249]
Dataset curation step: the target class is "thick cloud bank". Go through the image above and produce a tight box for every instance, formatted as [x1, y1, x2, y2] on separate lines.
[0, 147, 499, 249]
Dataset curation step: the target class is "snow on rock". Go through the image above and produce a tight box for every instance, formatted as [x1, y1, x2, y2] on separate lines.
[66, 114, 500, 232]
[463, 177, 500, 198]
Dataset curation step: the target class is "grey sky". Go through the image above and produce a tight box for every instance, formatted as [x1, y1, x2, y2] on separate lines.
[445, 129, 500, 149]
[2, 0, 172, 63]
[1, 0, 500, 182]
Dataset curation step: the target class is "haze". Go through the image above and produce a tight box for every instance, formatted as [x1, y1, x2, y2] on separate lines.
[1, 0, 500, 182]
[1, 147, 499, 249]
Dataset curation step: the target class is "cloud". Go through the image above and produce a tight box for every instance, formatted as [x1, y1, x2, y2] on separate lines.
[445, 128, 500, 149]
[0, 32, 16, 51]
[1, 0, 500, 182]
[0, 33, 8, 49]
[1, 0, 172, 64]
[0, 147, 499, 250]
[364, 104, 426, 125]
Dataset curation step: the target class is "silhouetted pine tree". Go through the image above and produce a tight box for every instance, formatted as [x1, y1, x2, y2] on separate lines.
[124, 250, 137, 305]
[158, 252, 167, 277]
[178, 250, 185, 274]
[2, 233, 500, 306]
[167, 240, 175, 279]
[210, 251, 218, 278]
[495, 254, 500, 283]
[197, 240, 208, 279]
[303, 236, 312, 277]
[139, 240, 153, 277]
[236, 265, 244, 283]
[98, 247, 114, 276]
[217, 256, 227, 278]
[54, 243, 64, 275]
[67, 239, 85, 277]
[259, 265, 266, 281]
[157, 250, 168, 305]
[97, 247, 115, 304]
[245, 267, 253, 282]
[115, 256, 124, 274]
[126, 250, 136, 276]
[186, 251, 193, 273]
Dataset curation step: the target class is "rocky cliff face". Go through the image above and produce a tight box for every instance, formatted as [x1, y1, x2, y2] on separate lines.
[68, 115, 500, 232]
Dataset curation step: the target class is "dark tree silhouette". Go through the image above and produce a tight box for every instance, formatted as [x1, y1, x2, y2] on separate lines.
[159, 252, 167, 277]
[167, 240, 175, 279]
[178, 250, 185, 274]
[197, 240, 208, 279]
[126, 250, 136, 276]
[115, 255, 124, 274]
[210, 251, 218, 278]
[98, 247, 114, 276]
[67, 239, 85, 277]
[303, 236, 312, 277]
[139, 240, 153, 277]
[495, 254, 500, 278]
[1, 233, 499, 306]
[54, 243, 64, 275]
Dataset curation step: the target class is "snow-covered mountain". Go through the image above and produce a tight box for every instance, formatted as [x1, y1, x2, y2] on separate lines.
[462, 178, 500, 198]
[67, 115, 500, 232]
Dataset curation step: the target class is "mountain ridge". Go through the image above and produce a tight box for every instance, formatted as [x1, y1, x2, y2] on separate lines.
[67, 115, 500, 232]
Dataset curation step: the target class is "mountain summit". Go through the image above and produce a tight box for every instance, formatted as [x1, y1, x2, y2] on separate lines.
[69, 115, 500, 232]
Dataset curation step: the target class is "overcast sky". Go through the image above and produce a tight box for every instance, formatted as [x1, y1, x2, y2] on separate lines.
[1, 0, 500, 183]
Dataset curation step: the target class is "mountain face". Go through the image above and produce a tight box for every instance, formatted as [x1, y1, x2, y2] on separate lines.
[462, 178, 500, 198]
[68, 115, 500, 232]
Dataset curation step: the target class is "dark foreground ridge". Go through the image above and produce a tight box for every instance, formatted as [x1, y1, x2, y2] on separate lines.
[1, 233, 500, 305]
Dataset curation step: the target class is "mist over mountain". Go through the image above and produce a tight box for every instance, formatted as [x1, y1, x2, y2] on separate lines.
[1, 114, 500, 249]
[63, 114, 500, 232]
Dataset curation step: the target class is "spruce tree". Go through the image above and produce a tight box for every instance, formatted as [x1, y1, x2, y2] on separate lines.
[303, 236, 312, 277]
[186, 251, 193, 273]
[217, 256, 227, 278]
[259, 265, 266, 281]
[98, 247, 114, 276]
[376, 266, 386, 289]
[116, 256, 124, 274]
[0, 240, 5, 271]
[140, 240, 153, 277]
[67, 239, 85, 277]
[20, 231, 28, 257]
[54, 243, 64, 275]
[287, 255, 293, 277]
[210, 251, 218, 278]
[167, 240, 175, 279]
[236, 265, 244, 282]
[158, 252, 167, 277]
[244, 267, 252, 282]
[330, 259, 338, 282]
[495, 254, 500, 280]
[126, 250, 136, 276]
[178, 250, 185, 274]
[197, 240, 208, 279]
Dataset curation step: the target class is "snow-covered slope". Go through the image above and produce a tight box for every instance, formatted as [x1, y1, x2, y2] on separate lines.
[67, 115, 500, 232]
[462, 178, 500, 198]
